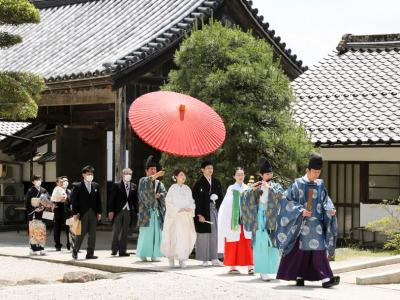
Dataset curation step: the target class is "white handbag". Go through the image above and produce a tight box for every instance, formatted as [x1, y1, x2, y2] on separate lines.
[42, 210, 54, 221]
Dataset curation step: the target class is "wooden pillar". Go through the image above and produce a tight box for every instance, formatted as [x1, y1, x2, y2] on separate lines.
[114, 86, 127, 182]
[126, 84, 137, 171]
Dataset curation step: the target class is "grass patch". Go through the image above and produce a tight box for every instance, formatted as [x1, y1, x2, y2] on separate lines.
[335, 247, 394, 261]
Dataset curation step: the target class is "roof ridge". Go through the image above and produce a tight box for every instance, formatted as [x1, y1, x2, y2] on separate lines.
[31, 0, 100, 9]
[337, 33, 400, 53]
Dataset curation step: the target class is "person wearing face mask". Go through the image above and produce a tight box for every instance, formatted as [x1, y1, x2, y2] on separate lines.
[71, 165, 102, 260]
[108, 168, 138, 257]
[25, 175, 50, 256]
[60, 176, 74, 250]
[51, 176, 70, 251]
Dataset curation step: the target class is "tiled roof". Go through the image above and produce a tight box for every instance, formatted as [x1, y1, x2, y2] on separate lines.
[0, 0, 305, 83]
[292, 34, 400, 146]
[0, 122, 31, 141]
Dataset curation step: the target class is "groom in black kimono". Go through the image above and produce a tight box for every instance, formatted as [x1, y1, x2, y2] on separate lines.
[193, 161, 224, 266]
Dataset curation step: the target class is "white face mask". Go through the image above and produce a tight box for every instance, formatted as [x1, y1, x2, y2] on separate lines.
[85, 175, 93, 182]
[123, 175, 132, 182]
[33, 180, 41, 188]
[62, 181, 69, 189]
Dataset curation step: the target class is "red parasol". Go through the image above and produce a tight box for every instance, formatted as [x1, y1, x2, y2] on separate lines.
[128, 91, 225, 157]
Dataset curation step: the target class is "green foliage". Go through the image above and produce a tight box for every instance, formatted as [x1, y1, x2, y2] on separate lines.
[161, 21, 314, 188]
[384, 233, 400, 254]
[367, 196, 400, 253]
[0, 0, 40, 26]
[0, 71, 45, 120]
[0, 0, 43, 120]
[0, 32, 22, 48]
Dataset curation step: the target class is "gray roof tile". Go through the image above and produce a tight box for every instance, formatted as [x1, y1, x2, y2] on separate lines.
[292, 34, 400, 146]
[0, 0, 305, 83]
[0, 122, 31, 141]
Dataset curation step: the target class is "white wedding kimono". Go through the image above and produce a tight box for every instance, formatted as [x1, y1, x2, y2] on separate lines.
[217, 182, 252, 254]
[160, 183, 197, 260]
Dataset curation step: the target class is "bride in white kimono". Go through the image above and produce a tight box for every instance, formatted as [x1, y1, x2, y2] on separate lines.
[161, 169, 196, 268]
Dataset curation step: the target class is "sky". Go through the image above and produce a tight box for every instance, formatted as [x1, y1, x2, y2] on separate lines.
[252, 0, 399, 68]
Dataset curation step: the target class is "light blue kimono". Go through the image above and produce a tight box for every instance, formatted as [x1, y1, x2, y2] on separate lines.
[242, 183, 284, 275]
[136, 177, 166, 258]
[253, 203, 280, 274]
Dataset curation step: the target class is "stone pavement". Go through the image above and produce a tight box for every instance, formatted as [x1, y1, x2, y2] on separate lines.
[0, 231, 399, 300]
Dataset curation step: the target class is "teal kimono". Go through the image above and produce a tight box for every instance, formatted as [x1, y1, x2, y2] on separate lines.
[241, 182, 285, 274]
[136, 176, 166, 258]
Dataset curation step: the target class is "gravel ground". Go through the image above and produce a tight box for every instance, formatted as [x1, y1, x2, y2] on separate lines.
[0, 256, 108, 284]
[0, 272, 303, 300]
[0, 254, 399, 300]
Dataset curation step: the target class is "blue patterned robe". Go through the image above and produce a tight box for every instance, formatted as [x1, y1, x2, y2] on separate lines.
[241, 181, 285, 246]
[137, 176, 166, 228]
[276, 176, 338, 257]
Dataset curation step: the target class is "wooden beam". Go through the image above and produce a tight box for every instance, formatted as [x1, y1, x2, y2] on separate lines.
[41, 86, 115, 106]
[114, 86, 127, 181]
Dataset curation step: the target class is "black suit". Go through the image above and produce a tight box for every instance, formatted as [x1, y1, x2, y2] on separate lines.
[71, 182, 102, 216]
[192, 176, 224, 233]
[108, 181, 138, 254]
[53, 188, 71, 250]
[71, 181, 102, 256]
[108, 181, 137, 218]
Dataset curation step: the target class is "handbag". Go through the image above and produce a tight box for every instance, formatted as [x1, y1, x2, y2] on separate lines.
[42, 210, 54, 221]
[70, 218, 82, 236]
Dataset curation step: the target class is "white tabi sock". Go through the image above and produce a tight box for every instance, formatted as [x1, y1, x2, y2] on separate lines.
[321, 278, 330, 283]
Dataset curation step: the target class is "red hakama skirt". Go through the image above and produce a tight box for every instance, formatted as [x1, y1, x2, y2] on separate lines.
[223, 225, 253, 266]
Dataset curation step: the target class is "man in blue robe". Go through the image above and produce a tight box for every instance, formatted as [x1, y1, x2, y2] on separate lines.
[276, 153, 340, 288]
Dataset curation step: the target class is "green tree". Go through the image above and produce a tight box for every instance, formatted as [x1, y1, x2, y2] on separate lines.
[0, 0, 45, 120]
[161, 21, 313, 188]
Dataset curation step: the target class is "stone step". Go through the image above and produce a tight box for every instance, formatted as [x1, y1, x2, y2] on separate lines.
[332, 255, 400, 274]
[357, 269, 400, 285]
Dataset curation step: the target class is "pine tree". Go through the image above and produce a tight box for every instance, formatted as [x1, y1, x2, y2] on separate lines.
[0, 0, 45, 120]
[161, 21, 313, 187]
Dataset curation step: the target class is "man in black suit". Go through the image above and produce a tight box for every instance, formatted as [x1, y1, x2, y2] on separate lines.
[108, 168, 138, 256]
[71, 165, 102, 259]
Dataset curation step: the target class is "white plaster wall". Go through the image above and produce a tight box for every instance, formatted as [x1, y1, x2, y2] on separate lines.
[321, 147, 400, 161]
[45, 162, 56, 182]
[360, 203, 400, 227]
[22, 163, 43, 181]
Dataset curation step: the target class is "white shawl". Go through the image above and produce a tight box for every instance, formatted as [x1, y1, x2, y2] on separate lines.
[217, 182, 252, 254]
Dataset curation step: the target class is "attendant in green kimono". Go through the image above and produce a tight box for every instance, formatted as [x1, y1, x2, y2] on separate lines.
[136, 156, 167, 262]
[241, 158, 285, 281]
